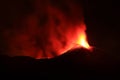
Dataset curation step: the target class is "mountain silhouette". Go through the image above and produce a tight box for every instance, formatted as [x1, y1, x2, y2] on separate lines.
[0, 48, 119, 78]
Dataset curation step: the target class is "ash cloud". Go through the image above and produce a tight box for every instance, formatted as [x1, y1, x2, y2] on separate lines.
[0, 0, 85, 59]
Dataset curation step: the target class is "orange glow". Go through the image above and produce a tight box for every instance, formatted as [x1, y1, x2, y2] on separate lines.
[2, 1, 93, 59]
[58, 24, 92, 55]
[76, 32, 91, 49]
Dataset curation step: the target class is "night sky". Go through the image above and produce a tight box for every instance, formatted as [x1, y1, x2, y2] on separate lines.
[83, 0, 120, 61]
[0, 0, 120, 60]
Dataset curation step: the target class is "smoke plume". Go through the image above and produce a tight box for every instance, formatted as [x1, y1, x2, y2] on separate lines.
[0, 0, 87, 59]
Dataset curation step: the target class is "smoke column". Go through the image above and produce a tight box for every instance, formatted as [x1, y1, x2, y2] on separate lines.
[0, 0, 89, 59]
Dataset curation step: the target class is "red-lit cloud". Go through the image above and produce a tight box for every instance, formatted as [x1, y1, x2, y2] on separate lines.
[0, 0, 90, 59]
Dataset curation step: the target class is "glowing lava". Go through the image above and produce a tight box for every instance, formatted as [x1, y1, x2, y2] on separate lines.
[76, 24, 92, 51]
[58, 24, 92, 55]
[77, 32, 91, 50]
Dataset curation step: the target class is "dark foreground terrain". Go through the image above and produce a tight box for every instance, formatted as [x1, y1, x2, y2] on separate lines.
[0, 48, 120, 78]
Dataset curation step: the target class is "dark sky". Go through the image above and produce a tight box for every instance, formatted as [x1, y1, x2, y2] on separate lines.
[0, 0, 120, 60]
[82, 0, 120, 60]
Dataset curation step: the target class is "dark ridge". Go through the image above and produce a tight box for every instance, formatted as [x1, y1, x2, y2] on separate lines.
[0, 48, 119, 78]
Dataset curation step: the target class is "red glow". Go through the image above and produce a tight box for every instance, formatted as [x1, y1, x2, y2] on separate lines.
[1, 0, 92, 59]
[58, 24, 92, 55]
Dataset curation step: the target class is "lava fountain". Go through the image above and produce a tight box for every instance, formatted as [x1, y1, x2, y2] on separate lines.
[76, 25, 91, 50]
[0, 0, 92, 59]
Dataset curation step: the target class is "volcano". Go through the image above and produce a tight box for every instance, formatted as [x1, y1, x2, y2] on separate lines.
[0, 0, 120, 78]
[0, 0, 92, 59]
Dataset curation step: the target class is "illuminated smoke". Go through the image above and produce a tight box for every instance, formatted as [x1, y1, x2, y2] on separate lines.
[0, 0, 91, 59]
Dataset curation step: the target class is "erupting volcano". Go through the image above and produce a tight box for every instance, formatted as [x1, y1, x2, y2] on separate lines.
[76, 25, 91, 50]
[0, 0, 91, 59]
[58, 24, 92, 55]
